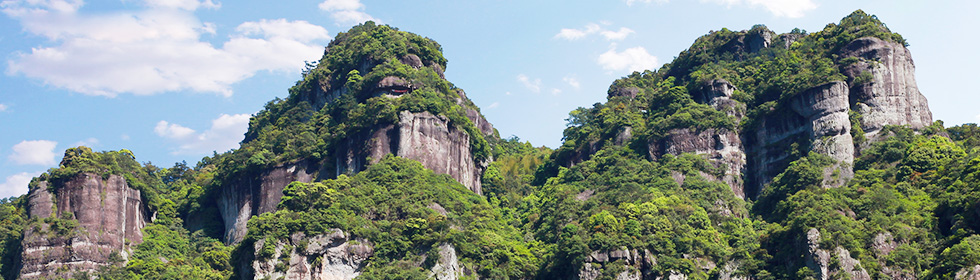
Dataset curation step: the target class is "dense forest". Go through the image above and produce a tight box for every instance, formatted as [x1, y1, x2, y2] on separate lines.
[1, 10, 979, 280]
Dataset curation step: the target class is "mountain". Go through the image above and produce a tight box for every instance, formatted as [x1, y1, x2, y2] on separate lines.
[1, 10, 979, 280]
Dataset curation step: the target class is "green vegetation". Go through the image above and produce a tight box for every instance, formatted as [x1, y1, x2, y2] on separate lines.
[247, 155, 541, 279]
[3, 9, 980, 280]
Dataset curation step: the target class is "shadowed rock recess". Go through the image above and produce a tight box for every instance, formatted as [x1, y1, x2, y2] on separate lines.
[6, 11, 980, 280]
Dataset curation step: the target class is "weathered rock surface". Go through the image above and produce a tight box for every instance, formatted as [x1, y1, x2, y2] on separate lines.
[746, 81, 854, 194]
[650, 79, 747, 197]
[803, 228, 871, 280]
[19, 174, 149, 279]
[840, 37, 933, 138]
[430, 243, 463, 280]
[957, 265, 980, 280]
[219, 161, 316, 244]
[251, 229, 373, 280]
[649, 128, 746, 197]
[577, 248, 670, 280]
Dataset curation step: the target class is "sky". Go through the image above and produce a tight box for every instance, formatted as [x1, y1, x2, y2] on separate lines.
[1, 0, 978, 198]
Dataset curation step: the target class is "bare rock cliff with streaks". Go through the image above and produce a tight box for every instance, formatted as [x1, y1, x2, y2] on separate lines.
[19, 174, 149, 279]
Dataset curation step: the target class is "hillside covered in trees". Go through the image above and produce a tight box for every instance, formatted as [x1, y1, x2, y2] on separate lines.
[1, 10, 979, 280]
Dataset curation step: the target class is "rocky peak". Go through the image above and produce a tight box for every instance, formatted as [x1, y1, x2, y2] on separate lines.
[20, 173, 149, 279]
[839, 36, 933, 139]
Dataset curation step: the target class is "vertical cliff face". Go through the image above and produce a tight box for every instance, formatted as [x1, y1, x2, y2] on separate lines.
[840, 37, 933, 138]
[251, 229, 373, 280]
[19, 174, 149, 279]
[219, 161, 316, 244]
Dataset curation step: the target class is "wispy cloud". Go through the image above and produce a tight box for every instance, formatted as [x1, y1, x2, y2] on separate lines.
[516, 74, 542, 93]
[319, 0, 378, 26]
[2, 1, 330, 97]
[563, 76, 581, 89]
[598, 45, 659, 72]
[8, 140, 58, 166]
[487, 102, 500, 109]
[155, 113, 250, 155]
[71, 137, 99, 148]
[551, 88, 562, 96]
[628, 0, 816, 18]
[555, 23, 633, 41]
[0, 103, 7, 112]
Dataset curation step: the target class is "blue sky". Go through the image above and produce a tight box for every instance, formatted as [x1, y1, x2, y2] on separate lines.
[1, 0, 978, 198]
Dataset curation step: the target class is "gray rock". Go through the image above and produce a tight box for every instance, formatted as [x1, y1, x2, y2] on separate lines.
[252, 229, 373, 280]
[956, 265, 980, 280]
[840, 37, 933, 138]
[429, 243, 463, 280]
[649, 127, 746, 198]
[803, 228, 870, 280]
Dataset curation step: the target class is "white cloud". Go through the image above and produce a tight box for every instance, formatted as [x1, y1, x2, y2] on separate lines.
[600, 27, 635, 41]
[319, 0, 377, 26]
[516, 74, 542, 93]
[71, 137, 99, 148]
[555, 23, 601, 40]
[8, 140, 58, 166]
[975, 113, 980, 120]
[556, 23, 634, 41]
[598, 46, 659, 72]
[0, 103, 7, 112]
[563, 76, 581, 89]
[505, 91, 512, 96]
[630, 0, 815, 18]
[551, 88, 562, 96]
[0, 171, 41, 198]
[487, 102, 499, 109]
[121, 134, 131, 141]
[155, 113, 250, 155]
[2, 1, 330, 97]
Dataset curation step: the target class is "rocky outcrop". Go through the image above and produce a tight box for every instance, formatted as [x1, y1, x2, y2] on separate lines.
[19, 174, 149, 279]
[335, 110, 487, 194]
[219, 161, 317, 244]
[957, 265, 980, 280]
[746, 81, 854, 194]
[803, 228, 871, 280]
[577, 248, 654, 280]
[840, 37, 933, 138]
[649, 128, 746, 197]
[650, 79, 747, 197]
[252, 229, 373, 280]
[430, 243, 463, 280]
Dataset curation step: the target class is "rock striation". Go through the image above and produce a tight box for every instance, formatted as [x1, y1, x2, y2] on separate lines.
[840, 37, 933, 139]
[219, 161, 317, 244]
[19, 174, 149, 279]
[650, 79, 747, 197]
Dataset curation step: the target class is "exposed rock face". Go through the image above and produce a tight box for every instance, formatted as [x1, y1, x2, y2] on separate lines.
[803, 228, 871, 280]
[219, 161, 316, 244]
[746, 81, 854, 194]
[430, 243, 463, 280]
[650, 128, 746, 197]
[19, 174, 149, 279]
[957, 265, 980, 280]
[650, 80, 747, 197]
[335, 110, 486, 194]
[577, 248, 656, 280]
[840, 37, 933, 138]
[251, 229, 373, 280]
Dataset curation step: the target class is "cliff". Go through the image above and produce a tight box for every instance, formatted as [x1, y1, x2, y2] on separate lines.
[19, 173, 149, 279]
[216, 23, 497, 244]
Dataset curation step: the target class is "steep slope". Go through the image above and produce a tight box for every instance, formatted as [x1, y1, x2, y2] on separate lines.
[17, 148, 153, 279]
[213, 22, 498, 244]
[530, 10, 951, 279]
